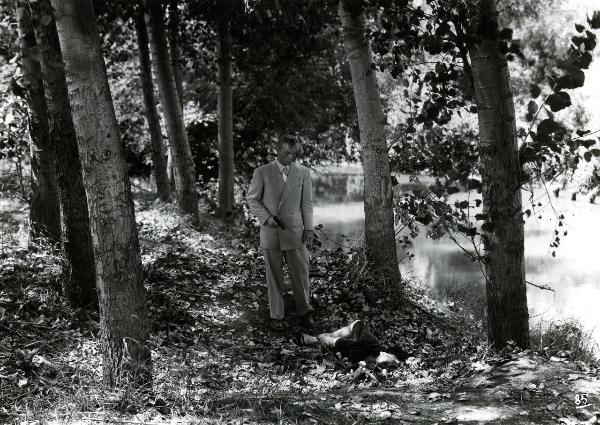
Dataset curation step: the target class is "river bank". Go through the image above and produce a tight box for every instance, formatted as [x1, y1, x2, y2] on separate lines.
[1, 190, 600, 423]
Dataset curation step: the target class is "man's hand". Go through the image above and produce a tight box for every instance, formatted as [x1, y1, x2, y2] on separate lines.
[265, 216, 280, 228]
[302, 230, 314, 245]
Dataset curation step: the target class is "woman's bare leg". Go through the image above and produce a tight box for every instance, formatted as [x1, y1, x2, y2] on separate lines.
[317, 320, 363, 346]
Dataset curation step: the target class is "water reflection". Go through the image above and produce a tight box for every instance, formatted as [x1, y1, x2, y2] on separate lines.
[312, 172, 600, 339]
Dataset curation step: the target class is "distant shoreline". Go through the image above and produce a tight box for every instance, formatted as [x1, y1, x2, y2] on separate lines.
[311, 163, 363, 175]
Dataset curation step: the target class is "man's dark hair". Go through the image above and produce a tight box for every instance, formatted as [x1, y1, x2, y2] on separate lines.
[277, 136, 299, 150]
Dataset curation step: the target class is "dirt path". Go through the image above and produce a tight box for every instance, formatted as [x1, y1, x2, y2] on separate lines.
[136, 204, 600, 424]
[2, 200, 600, 424]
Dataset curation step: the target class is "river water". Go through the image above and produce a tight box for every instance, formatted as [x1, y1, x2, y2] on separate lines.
[312, 172, 600, 339]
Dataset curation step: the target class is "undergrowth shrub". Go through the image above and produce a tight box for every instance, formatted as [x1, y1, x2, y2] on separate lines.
[429, 279, 487, 329]
[530, 319, 599, 363]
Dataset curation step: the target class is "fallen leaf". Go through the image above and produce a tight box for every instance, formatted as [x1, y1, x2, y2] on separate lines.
[428, 392, 442, 401]
[379, 411, 392, 419]
[457, 392, 470, 401]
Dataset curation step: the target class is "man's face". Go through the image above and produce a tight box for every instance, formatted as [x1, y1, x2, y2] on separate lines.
[277, 143, 299, 166]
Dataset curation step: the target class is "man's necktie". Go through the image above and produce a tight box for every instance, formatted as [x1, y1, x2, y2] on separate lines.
[282, 166, 289, 183]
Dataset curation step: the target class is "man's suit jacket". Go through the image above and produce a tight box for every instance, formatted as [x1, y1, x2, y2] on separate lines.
[247, 161, 313, 251]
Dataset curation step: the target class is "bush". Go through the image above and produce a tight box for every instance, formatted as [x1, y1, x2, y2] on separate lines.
[531, 319, 599, 363]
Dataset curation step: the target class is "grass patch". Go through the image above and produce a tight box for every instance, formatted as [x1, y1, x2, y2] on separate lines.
[530, 318, 600, 363]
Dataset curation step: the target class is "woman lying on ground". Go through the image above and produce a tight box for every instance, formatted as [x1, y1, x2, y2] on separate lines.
[294, 319, 409, 365]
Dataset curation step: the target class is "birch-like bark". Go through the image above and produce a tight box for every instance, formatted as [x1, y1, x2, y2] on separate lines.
[468, 0, 529, 348]
[51, 0, 151, 386]
[338, 1, 401, 285]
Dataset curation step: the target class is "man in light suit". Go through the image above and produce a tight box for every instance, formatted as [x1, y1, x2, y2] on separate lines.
[246, 137, 314, 331]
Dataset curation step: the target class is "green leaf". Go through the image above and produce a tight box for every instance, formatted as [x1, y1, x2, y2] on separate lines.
[580, 139, 595, 148]
[569, 70, 585, 88]
[530, 84, 541, 98]
[572, 35, 585, 47]
[584, 151, 592, 162]
[527, 100, 538, 115]
[481, 222, 495, 232]
[555, 70, 585, 90]
[537, 119, 557, 136]
[590, 148, 600, 157]
[584, 32, 597, 50]
[588, 11, 600, 29]
[575, 23, 585, 32]
[546, 92, 571, 112]
[575, 51, 593, 69]
[467, 179, 482, 190]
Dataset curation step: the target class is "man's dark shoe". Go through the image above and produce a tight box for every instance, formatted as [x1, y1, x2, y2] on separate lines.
[300, 312, 315, 329]
[270, 319, 285, 332]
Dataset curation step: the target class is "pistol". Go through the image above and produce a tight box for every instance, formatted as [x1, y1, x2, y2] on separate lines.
[272, 216, 285, 230]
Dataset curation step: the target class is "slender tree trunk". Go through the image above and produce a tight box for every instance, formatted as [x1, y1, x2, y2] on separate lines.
[15, 0, 60, 242]
[135, 1, 170, 202]
[217, 13, 234, 219]
[468, 0, 529, 348]
[167, 144, 176, 189]
[51, 0, 151, 386]
[145, 0, 199, 224]
[338, 1, 401, 285]
[167, 0, 184, 111]
[166, 0, 182, 191]
[30, 0, 97, 308]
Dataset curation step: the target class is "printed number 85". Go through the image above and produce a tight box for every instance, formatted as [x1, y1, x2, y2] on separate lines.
[575, 393, 588, 406]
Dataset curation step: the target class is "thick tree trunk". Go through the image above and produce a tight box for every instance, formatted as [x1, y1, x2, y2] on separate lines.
[338, 2, 401, 285]
[468, 0, 529, 348]
[217, 13, 234, 219]
[15, 1, 60, 242]
[30, 0, 97, 308]
[135, 1, 170, 202]
[145, 0, 199, 224]
[51, 0, 151, 386]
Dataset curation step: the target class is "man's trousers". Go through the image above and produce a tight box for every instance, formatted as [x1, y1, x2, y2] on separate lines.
[262, 245, 311, 320]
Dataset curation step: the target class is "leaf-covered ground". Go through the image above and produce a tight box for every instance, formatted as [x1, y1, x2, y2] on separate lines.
[1, 194, 600, 424]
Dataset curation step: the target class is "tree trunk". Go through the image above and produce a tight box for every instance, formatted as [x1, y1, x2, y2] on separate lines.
[145, 0, 199, 224]
[166, 0, 182, 191]
[135, 1, 170, 202]
[167, 0, 184, 111]
[468, 0, 529, 348]
[217, 13, 234, 220]
[51, 0, 151, 386]
[30, 0, 97, 308]
[15, 0, 60, 243]
[338, 1, 401, 286]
